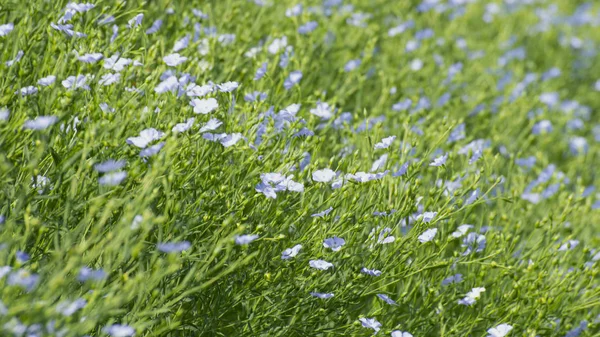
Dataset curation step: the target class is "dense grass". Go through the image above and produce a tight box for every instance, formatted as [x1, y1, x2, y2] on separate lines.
[0, 0, 599, 336]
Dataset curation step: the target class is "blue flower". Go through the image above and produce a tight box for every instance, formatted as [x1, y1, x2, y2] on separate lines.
[157, 241, 191, 253]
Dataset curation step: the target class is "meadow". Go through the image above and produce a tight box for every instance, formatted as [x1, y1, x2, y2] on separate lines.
[0, 0, 599, 336]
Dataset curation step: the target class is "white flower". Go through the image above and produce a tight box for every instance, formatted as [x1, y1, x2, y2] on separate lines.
[309, 259, 333, 270]
[323, 237, 345, 252]
[126, 128, 164, 148]
[190, 98, 218, 114]
[23, 116, 58, 130]
[359, 318, 381, 333]
[312, 169, 336, 183]
[487, 324, 513, 337]
[418, 228, 437, 243]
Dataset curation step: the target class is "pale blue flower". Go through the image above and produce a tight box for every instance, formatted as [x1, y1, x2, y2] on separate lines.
[16, 86, 38, 96]
[268, 36, 288, 54]
[94, 160, 126, 173]
[78, 267, 107, 282]
[310, 292, 334, 299]
[374, 136, 395, 149]
[298, 21, 318, 34]
[128, 14, 143, 28]
[371, 154, 388, 172]
[313, 169, 336, 183]
[16, 251, 29, 263]
[312, 207, 333, 218]
[254, 62, 268, 81]
[7, 269, 39, 291]
[0, 23, 14, 36]
[199, 118, 222, 133]
[284, 71, 303, 90]
[361, 267, 382, 276]
[377, 294, 397, 305]
[38, 75, 56, 86]
[344, 59, 361, 72]
[99, 171, 127, 186]
[146, 19, 162, 34]
[104, 324, 135, 337]
[392, 331, 413, 337]
[392, 163, 409, 177]
[309, 259, 333, 270]
[220, 133, 244, 147]
[23, 116, 58, 130]
[310, 101, 333, 119]
[418, 228, 437, 243]
[62, 75, 90, 90]
[323, 237, 345, 251]
[441, 273, 463, 286]
[430, 153, 448, 167]
[458, 287, 485, 305]
[163, 53, 187, 66]
[140, 142, 165, 157]
[217, 81, 239, 92]
[235, 234, 259, 245]
[173, 34, 190, 52]
[6, 50, 23, 66]
[244, 91, 268, 102]
[99, 73, 121, 86]
[282, 244, 302, 260]
[359, 317, 381, 333]
[56, 298, 87, 316]
[286, 4, 303, 17]
[487, 324, 512, 337]
[127, 128, 164, 148]
[77, 53, 103, 63]
[157, 241, 191, 253]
